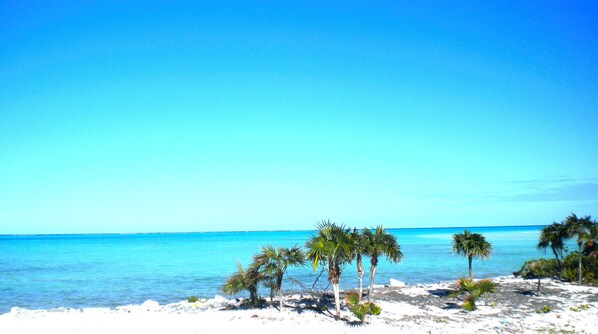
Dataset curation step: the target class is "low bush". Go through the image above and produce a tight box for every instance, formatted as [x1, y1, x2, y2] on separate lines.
[535, 305, 552, 313]
[345, 292, 382, 323]
[514, 253, 598, 286]
[561, 253, 598, 285]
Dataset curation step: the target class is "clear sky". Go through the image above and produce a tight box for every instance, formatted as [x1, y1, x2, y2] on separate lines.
[1, 1, 597, 234]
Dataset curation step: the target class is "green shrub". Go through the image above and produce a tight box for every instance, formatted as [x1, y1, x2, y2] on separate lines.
[187, 296, 199, 303]
[570, 304, 589, 312]
[514, 258, 558, 279]
[561, 253, 598, 285]
[535, 306, 552, 313]
[345, 292, 382, 322]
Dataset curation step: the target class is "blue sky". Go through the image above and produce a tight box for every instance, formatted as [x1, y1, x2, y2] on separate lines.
[1, 1, 597, 234]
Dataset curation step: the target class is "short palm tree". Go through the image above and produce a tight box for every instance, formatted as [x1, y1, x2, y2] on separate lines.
[253, 245, 305, 311]
[305, 220, 353, 320]
[538, 221, 569, 269]
[362, 226, 402, 301]
[564, 213, 597, 285]
[452, 230, 492, 279]
[350, 228, 367, 302]
[450, 278, 498, 311]
[221, 261, 262, 307]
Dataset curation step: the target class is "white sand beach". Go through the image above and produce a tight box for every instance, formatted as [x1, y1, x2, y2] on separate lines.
[2, 276, 597, 334]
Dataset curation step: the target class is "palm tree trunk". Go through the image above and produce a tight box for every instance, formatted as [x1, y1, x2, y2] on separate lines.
[250, 288, 258, 307]
[552, 247, 562, 278]
[277, 274, 284, 310]
[468, 256, 473, 279]
[332, 282, 341, 320]
[537, 277, 541, 293]
[578, 244, 583, 285]
[368, 265, 377, 301]
[551, 247, 561, 268]
[357, 256, 363, 302]
[358, 277, 363, 302]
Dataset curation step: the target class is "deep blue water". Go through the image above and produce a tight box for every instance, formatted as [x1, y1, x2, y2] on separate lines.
[0, 225, 547, 313]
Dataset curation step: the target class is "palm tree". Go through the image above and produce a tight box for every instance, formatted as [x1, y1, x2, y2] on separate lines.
[253, 245, 305, 311]
[538, 221, 569, 269]
[350, 228, 366, 302]
[452, 230, 492, 279]
[564, 213, 597, 285]
[449, 278, 498, 311]
[305, 220, 353, 320]
[362, 226, 402, 301]
[221, 261, 262, 307]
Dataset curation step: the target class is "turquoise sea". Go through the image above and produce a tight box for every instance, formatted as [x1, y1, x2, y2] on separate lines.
[0, 225, 546, 314]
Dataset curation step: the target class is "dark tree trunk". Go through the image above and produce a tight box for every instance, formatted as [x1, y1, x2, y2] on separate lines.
[468, 256, 473, 279]
[578, 244, 583, 285]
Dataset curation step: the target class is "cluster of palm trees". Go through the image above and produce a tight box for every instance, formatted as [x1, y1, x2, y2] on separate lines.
[537, 213, 598, 284]
[222, 220, 402, 320]
[220, 217, 595, 320]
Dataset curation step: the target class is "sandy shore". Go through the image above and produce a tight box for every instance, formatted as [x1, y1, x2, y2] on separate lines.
[1, 276, 597, 333]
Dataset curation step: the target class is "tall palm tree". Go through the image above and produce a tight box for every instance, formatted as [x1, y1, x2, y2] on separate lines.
[537, 221, 569, 268]
[350, 228, 366, 302]
[452, 230, 492, 279]
[221, 261, 262, 307]
[362, 226, 402, 301]
[305, 220, 353, 320]
[253, 245, 305, 311]
[564, 213, 597, 285]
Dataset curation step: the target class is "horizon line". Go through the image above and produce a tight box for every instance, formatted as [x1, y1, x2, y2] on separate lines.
[0, 223, 547, 237]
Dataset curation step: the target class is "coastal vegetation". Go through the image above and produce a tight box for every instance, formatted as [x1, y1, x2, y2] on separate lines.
[220, 212, 596, 323]
[451, 230, 493, 279]
[516, 213, 598, 286]
[515, 253, 598, 286]
[220, 220, 401, 321]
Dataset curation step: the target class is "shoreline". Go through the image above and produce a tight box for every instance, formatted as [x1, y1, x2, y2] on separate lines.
[2, 276, 597, 333]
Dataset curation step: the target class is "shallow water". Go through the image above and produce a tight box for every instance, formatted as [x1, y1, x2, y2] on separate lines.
[0, 225, 548, 313]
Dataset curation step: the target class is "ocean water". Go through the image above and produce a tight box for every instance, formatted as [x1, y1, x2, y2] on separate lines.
[0, 225, 547, 314]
